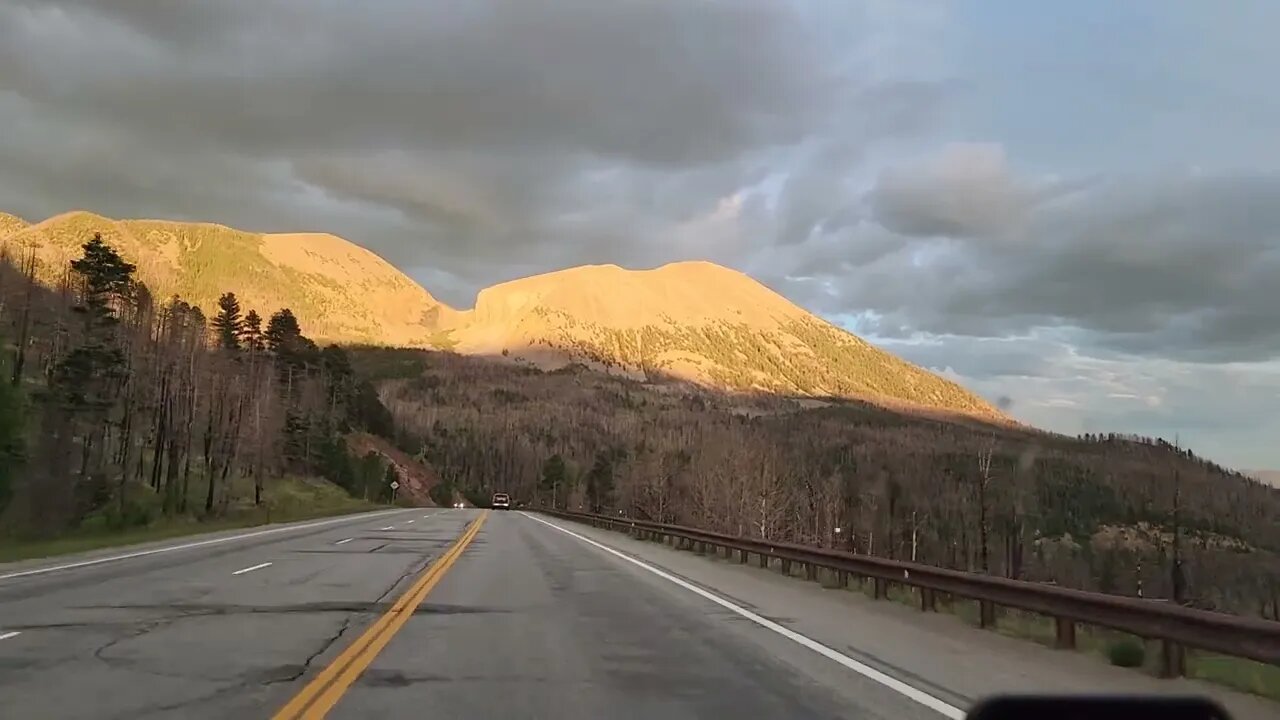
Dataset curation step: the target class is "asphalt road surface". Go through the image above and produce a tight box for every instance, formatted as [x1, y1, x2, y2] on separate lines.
[3, 510, 1276, 720]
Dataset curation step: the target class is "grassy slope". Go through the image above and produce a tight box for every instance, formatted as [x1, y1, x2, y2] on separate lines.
[0, 476, 384, 563]
[0, 211, 28, 237]
[549, 316, 998, 417]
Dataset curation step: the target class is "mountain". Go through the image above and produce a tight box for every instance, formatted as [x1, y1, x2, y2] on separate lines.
[0, 210, 453, 347]
[1, 210, 999, 418]
[0, 212, 28, 237]
[442, 261, 1001, 418]
[1247, 470, 1280, 488]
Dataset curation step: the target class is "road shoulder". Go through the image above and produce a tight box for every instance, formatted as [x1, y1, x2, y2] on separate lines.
[0, 508, 410, 581]
[535, 514, 1280, 720]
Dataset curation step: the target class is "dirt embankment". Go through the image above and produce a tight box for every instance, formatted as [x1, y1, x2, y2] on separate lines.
[346, 432, 442, 507]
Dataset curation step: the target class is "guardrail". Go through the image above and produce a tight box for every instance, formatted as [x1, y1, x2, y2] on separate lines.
[538, 508, 1280, 676]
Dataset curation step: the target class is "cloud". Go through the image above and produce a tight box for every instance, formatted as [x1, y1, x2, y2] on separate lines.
[799, 156, 1280, 364]
[886, 331, 1280, 468]
[0, 0, 951, 299]
[3, 2, 1279, 467]
[870, 143, 1027, 238]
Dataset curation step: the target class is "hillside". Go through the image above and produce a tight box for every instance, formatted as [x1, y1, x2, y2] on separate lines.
[0, 210, 452, 347]
[1, 210, 997, 418]
[0, 212, 28, 237]
[446, 261, 1002, 418]
[351, 346, 1280, 619]
[0, 233, 412, 544]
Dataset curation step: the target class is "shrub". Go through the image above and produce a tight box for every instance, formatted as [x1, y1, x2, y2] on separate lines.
[1107, 638, 1146, 668]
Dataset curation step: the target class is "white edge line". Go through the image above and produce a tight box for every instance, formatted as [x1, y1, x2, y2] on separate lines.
[0, 631, 21, 641]
[525, 513, 965, 720]
[232, 562, 273, 576]
[0, 509, 406, 582]
[335, 538, 354, 545]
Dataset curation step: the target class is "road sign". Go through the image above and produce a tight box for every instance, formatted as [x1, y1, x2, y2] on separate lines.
[389, 481, 400, 490]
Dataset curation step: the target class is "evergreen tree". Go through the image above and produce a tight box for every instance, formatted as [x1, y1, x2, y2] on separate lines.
[265, 308, 302, 355]
[540, 454, 566, 507]
[352, 380, 394, 436]
[211, 292, 243, 350]
[240, 309, 265, 352]
[54, 233, 136, 408]
[358, 451, 385, 501]
[267, 308, 307, 394]
[585, 452, 615, 513]
[0, 357, 24, 516]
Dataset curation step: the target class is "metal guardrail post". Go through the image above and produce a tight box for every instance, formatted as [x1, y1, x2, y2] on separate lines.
[920, 587, 936, 612]
[874, 577, 887, 599]
[980, 600, 997, 629]
[1055, 617, 1076, 649]
[1160, 640, 1186, 678]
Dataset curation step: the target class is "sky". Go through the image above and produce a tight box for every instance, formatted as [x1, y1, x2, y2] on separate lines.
[1, 1, 1278, 469]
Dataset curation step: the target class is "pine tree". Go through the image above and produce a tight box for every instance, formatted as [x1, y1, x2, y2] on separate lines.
[55, 234, 136, 413]
[540, 454, 566, 507]
[265, 308, 302, 355]
[266, 308, 306, 398]
[35, 233, 137, 529]
[0, 355, 24, 515]
[240, 309, 265, 352]
[212, 292, 243, 351]
[585, 452, 615, 513]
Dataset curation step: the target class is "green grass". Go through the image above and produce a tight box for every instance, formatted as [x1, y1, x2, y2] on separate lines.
[1189, 653, 1280, 701]
[0, 476, 387, 564]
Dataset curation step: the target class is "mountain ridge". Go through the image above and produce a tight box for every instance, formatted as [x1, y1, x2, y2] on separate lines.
[0, 209, 451, 348]
[1, 209, 1001, 419]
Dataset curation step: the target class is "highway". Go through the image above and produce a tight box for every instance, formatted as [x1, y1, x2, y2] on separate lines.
[1, 509, 1277, 719]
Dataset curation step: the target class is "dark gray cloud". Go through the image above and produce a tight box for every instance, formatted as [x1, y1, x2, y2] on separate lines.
[4, 1, 1279, 466]
[792, 159, 1280, 364]
[0, 0, 934, 295]
[5, 1, 829, 162]
[870, 143, 1027, 238]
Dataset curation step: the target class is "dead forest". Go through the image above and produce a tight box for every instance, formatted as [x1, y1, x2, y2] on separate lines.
[0, 234, 397, 537]
[354, 347, 1280, 620]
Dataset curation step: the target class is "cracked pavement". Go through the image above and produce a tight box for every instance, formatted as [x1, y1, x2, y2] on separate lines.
[0, 509, 879, 719]
[0, 508, 459, 719]
[7, 509, 1275, 719]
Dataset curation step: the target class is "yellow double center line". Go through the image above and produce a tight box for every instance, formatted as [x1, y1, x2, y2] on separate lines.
[272, 511, 489, 720]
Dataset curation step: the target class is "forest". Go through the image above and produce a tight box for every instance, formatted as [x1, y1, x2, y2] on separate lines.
[0, 233, 400, 539]
[351, 347, 1280, 621]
